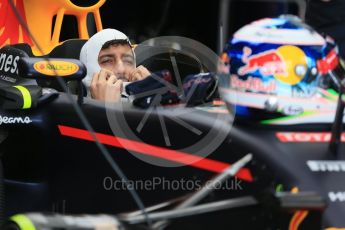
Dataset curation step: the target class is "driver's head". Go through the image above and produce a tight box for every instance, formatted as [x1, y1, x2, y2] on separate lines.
[79, 28, 136, 90]
[98, 39, 135, 81]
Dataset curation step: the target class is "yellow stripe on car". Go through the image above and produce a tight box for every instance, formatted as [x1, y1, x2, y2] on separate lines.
[10, 214, 36, 230]
[14, 86, 32, 109]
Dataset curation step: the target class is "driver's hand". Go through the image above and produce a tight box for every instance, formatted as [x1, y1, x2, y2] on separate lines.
[90, 69, 123, 102]
[129, 65, 151, 82]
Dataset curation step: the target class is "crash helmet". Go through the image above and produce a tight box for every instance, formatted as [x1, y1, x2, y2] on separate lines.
[219, 15, 340, 125]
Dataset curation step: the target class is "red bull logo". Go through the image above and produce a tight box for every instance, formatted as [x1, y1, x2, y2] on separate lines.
[231, 75, 276, 93]
[238, 45, 308, 86]
[239, 47, 287, 76]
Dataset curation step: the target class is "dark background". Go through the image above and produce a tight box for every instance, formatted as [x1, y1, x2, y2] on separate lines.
[60, 0, 300, 53]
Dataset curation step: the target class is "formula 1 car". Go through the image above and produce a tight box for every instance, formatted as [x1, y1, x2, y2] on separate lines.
[2, 0, 345, 229]
[0, 31, 344, 230]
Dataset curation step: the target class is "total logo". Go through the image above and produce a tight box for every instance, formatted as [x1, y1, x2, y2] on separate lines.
[276, 132, 345, 143]
[238, 45, 308, 85]
[33, 60, 79, 76]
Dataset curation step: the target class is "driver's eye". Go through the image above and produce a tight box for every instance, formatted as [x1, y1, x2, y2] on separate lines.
[100, 58, 114, 65]
[123, 58, 134, 66]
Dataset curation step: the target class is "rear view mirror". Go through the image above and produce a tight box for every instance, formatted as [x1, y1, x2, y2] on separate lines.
[18, 57, 86, 81]
[18, 57, 87, 104]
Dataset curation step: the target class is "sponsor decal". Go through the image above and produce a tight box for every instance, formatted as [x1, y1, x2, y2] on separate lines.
[183, 73, 213, 89]
[0, 75, 16, 83]
[317, 48, 339, 74]
[33, 60, 79, 76]
[282, 105, 304, 116]
[239, 47, 287, 76]
[276, 132, 345, 142]
[0, 53, 20, 75]
[0, 46, 29, 83]
[0, 116, 32, 125]
[238, 45, 308, 85]
[307, 161, 345, 172]
[329, 191, 345, 202]
[231, 75, 276, 93]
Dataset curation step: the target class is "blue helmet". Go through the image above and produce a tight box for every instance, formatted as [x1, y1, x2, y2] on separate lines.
[220, 15, 340, 125]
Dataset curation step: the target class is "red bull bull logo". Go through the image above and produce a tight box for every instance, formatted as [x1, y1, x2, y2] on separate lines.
[239, 47, 287, 77]
[238, 45, 308, 86]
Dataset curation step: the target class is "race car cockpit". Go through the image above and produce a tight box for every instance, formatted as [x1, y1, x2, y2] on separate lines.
[1, 11, 345, 230]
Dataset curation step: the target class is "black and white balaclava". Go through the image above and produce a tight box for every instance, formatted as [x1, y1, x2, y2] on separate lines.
[79, 28, 135, 96]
